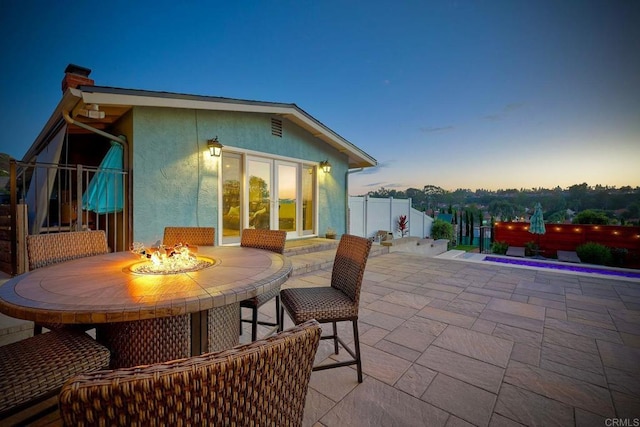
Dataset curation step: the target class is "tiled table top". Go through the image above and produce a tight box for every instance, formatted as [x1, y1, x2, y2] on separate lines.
[0, 246, 291, 325]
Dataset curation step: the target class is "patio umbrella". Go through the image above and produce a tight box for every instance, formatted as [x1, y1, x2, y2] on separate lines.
[82, 140, 124, 214]
[528, 202, 546, 255]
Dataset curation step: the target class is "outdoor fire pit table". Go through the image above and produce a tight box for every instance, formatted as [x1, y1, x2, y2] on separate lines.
[0, 246, 292, 368]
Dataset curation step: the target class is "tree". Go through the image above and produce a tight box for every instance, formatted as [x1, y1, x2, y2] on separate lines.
[567, 183, 590, 211]
[423, 185, 446, 214]
[572, 209, 610, 225]
[357, 181, 639, 226]
[627, 201, 640, 219]
[546, 211, 566, 223]
[488, 200, 518, 221]
[469, 209, 474, 245]
[406, 187, 426, 210]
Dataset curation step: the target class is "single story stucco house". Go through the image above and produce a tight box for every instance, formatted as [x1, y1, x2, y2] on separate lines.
[19, 64, 376, 249]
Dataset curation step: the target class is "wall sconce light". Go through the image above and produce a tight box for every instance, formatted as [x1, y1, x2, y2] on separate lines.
[320, 160, 332, 173]
[207, 136, 223, 157]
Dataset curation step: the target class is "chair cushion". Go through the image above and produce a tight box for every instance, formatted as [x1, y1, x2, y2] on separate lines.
[280, 286, 358, 324]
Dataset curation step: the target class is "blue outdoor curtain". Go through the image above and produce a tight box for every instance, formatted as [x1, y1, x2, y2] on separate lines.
[82, 140, 124, 214]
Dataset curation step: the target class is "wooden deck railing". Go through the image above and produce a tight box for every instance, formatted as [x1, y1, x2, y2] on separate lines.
[3, 160, 129, 276]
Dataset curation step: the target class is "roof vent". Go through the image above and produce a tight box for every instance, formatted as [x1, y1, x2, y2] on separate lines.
[271, 118, 282, 137]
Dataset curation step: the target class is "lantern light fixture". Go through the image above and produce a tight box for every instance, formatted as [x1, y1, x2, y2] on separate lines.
[320, 160, 332, 173]
[207, 137, 223, 157]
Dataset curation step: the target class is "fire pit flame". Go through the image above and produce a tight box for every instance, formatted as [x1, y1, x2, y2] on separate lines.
[130, 242, 213, 274]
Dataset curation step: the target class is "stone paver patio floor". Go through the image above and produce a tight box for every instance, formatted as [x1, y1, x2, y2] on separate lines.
[276, 252, 640, 426]
[2, 248, 639, 426]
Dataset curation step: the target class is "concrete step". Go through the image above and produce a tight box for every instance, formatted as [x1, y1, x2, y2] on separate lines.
[284, 237, 339, 256]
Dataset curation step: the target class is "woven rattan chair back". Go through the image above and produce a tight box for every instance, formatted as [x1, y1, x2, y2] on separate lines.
[26, 230, 109, 334]
[26, 230, 109, 270]
[239, 228, 287, 341]
[163, 227, 215, 247]
[240, 228, 287, 254]
[60, 320, 321, 427]
[330, 233, 372, 306]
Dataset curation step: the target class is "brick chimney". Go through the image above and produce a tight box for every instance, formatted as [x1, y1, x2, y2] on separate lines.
[61, 64, 94, 93]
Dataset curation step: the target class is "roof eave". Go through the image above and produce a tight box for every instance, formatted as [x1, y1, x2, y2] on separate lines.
[77, 86, 377, 169]
[22, 88, 83, 162]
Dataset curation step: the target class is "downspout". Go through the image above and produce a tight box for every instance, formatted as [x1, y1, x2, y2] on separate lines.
[62, 110, 132, 246]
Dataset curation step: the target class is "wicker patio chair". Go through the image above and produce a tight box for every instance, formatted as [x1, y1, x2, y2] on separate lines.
[280, 234, 372, 382]
[26, 230, 109, 334]
[27, 229, 109, 269]
[0, 329, 110, 419]
[239, 228, 287, 341]
[59, 320, 321, 427]
[163, 226, 215, 247]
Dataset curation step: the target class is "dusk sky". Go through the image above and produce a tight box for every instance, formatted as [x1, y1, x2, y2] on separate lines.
[1, 1, 639, 195]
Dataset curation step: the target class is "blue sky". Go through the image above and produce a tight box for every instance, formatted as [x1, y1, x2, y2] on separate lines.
[1, 0, 639, 195]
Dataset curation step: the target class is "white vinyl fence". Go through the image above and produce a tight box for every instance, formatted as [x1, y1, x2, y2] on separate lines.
[348, 196, 433, 239]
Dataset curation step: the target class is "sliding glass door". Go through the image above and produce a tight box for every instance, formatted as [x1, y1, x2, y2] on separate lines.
[221, 153, 316, 244]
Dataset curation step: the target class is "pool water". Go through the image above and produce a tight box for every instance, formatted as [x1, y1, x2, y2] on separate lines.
[483, 256, 640, 279]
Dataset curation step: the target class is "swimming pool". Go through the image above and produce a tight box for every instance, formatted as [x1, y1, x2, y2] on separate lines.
[483, 256, 640, 280]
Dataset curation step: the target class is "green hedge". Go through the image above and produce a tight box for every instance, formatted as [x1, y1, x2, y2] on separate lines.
[576, 242, 613, 266]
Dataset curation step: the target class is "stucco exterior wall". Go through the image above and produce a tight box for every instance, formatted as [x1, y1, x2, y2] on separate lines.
[131, 107, 348, 244]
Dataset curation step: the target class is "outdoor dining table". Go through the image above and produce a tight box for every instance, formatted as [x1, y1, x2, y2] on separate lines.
[0, 246, 292, 367]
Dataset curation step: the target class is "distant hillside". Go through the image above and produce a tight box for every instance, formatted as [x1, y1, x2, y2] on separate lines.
[0, 153, 11, 176]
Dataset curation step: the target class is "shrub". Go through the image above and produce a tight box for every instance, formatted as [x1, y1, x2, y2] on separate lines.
[397, 215, 409, 237]
[576, 242, 613, 266]
[491, 241, 508, 255]
[524, 241, 538, 257]
[610, 247, 628, 267]
[573, 210, 610, 225]
[431, 219, 453, 241]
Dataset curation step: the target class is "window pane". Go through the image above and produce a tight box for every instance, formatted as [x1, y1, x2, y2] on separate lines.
[222, 154, 241, 240]
[278, 164, 296, 232]
[248, 159, 271, 229]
